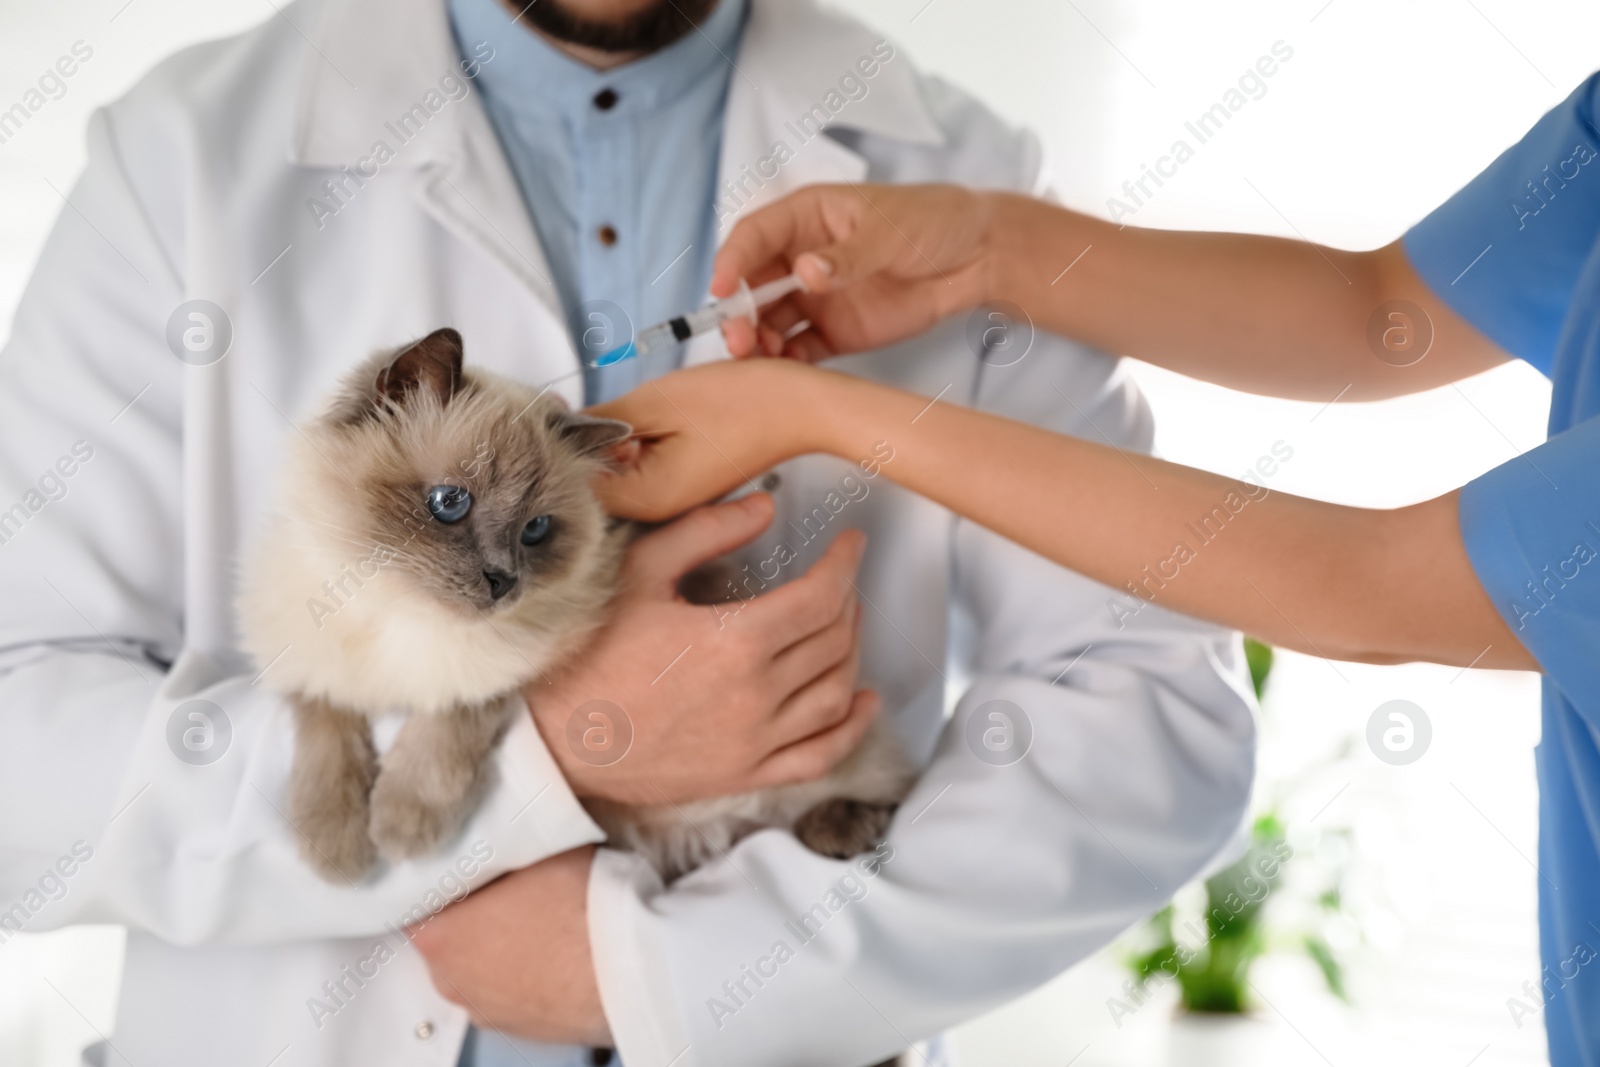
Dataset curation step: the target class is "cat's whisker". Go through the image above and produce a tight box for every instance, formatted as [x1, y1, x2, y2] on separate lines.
[302, 530, 383, 553]
[293, 517, 388, 543]
[281, 513, 376, 542]
[285, 515, 422, 559]
[510, 369, 581, 423]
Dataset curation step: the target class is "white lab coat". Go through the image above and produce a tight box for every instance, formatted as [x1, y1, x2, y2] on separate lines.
[0, 0, 1258, 1063]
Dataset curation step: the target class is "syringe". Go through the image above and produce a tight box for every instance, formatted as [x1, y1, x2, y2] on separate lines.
[593, 273, 807, 366]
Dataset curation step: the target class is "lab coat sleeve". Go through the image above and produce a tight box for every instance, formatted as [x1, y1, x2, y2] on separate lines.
[0, 108, 603, 947]
[586, 338, 1259, 1067]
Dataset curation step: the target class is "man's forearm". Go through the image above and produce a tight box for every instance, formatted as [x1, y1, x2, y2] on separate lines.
[413, 847, 612, 1047]
[985, 194, 1510, 400]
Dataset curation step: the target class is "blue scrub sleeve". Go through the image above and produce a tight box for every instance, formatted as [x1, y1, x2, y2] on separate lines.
[1404, 75, 1600, 375]
[1458, 413, 1600, 728]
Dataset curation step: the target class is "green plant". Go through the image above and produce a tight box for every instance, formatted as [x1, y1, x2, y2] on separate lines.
[1122, 638, 1353, 1014]
[1243, 636, 1274, 700]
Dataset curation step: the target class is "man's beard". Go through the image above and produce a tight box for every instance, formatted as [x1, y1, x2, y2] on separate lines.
[516, 0, 719, 54]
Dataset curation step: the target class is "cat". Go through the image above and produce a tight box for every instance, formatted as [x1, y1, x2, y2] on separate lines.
[240, 328, 911, 884]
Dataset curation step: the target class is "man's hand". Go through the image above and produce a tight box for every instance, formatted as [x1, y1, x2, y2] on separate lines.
[411, 847, 608, 1046]
[527, 492, 881, 804]
[712, 183, 1002, 361]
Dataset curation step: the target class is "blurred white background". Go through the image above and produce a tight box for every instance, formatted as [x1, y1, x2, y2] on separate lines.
[0, 0, 1593, 1064]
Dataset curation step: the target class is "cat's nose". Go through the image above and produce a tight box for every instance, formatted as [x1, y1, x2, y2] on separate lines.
[483, 569, 518, 601]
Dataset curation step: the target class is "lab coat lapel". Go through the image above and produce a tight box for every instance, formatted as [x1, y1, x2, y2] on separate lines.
[717, 73, 869, 217]
[409, 120, 565, 322]
[710, 0, 944, 218]
[291, 0, 947, 372]
[682, 0, 943, 367]
[680, 97, 867, 367]
[291, 0, 573, 365]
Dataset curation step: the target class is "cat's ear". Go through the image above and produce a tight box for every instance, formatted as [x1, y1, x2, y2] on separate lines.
[376, 328, 463, 408]
[549, 407, 633, 459]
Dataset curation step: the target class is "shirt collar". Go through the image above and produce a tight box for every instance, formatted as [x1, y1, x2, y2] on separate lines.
[288, 0, 944, 170]
[448, 0, 748, 123]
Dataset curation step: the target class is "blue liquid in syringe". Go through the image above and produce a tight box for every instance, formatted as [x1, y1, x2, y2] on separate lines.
[594, 342, 636, 366]
[595, 319, 685, 367]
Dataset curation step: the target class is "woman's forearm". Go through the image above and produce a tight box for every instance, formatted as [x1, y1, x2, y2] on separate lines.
[806, 369, 1532, 670]
[979, 194, 1509, 401]
[593, 360, 1531, 670]
[715, 184, 1510, 397]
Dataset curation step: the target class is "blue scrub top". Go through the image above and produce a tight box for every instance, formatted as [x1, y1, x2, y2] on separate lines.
[1406, 74, 1600, 1066]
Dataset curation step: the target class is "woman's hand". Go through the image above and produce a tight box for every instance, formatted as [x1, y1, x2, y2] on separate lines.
[589, 359, 847, 521]
[713, 183, 1014, 361]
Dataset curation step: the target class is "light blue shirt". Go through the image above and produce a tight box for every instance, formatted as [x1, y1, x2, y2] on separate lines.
[445, 1, 745, 1063]
[448, 0, 745, 405]
[1406, 72, 1600, 1067]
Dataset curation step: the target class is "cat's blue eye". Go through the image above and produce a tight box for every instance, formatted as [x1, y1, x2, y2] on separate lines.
[520, 514, 552, 546]
[425, 484, 472, 523]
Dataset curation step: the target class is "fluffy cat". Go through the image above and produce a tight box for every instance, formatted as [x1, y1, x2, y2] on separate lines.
[240, 328, 910, 884]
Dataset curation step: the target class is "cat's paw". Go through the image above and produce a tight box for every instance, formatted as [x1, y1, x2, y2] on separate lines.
[793, 798, 897, 859]
[368, 773, 465, 862]
[290, 768, 378, 883]
[296, 813, 379, 883]
[287, 697, 380, 883]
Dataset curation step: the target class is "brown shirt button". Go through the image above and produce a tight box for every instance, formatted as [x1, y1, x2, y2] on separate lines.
[597, 224, 618, 247]
[589, 1049, 614, 1066]
[593, 88, 619, 110]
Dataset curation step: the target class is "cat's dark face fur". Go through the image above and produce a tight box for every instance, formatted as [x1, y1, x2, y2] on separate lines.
[323, 328, 631, 616]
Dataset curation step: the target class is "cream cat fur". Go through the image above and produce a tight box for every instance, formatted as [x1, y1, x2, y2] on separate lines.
[240, 328, 909, 884]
